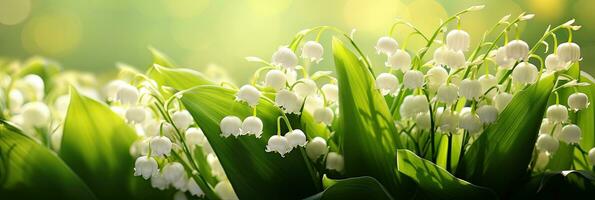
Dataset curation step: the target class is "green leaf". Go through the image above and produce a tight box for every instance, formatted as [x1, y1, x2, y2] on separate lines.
[513, 170, 595, 199]
[59, 89, 141, 199]
[396, 149, 497, 199]
[0, 122, 96, 199]
[180, 85, 321, 199]
[573, 72, 595, 170]
[304, 176, 393, 200]
[148, 65, 213, 90]
[148, 47, 176, 68]
[456, 74, 557, 194]
[300, 111, 331, 139]
[332, 37, 412, 197]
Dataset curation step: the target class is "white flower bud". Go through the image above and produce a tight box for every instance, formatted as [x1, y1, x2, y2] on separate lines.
[326, 152, 344, 172]
[375, 73, 399, 96]
[495, 47, 514, 69]
[21, 102, 51, 128]
[478, 74, 497, 94]
[446, 30, 470, 52]
[375, 36, 399, 55]
[321, 84, 338, 102]
[187, 178, 205, 197]
[589, 148, 595, 165]
[272, 47, 298, 69]
[459, 79, 482, 100]
[546, 104, 568, 123]
[214, 181, 238, 200]
[105, 80, 128, 101]
[415, 112, 431, 130]
[151, 172, 168, 190]
[275, 90, 302, 114]
[536, 134, 559, 154]
[459, 112, 482, 133]
[306, 137, 328, 160]
[386, 50, 411, 71]
[265, 69, 287, 91]
[286, 69, 297, 85]
[266, 135, 291, 157]
[313, 107, 334, 125]
[568, 92, 589, 111]
[23, 74, 45, 100]
[151, 136, 172, 156]
[400, 95, 429, 119]
[125, 107, 146, 123]
[437, 109, 459, 133]
[437, 84, 459, 105]
[294, 79, 317, 97]
[545, 54, 566, 72]
[163, 162, 185, 183]
[559, 124, 581, 144]
[116, 84, 139, 105]
[286, 129, 307, 148]
[426, 66, 448, 88]
[220, 116, 242, 137]
[493, 92, 513, 112]
[403, 70, 424, 89]
[242, 116, 263, 138]
[476, 105, 498, 124]
[172, 110, 194, 131]
[557, 42, 581, 62]
[534, 151, 550, 170]
[302, 41, 324, 63]
[512, 62, 538, 84]
[443, 49, 466, 69]
[505, 40, 529, 61]
[134, 156, 158, 179]
[9, 89, 24, 111]
[186, 127, 206, 147]
[236, 85, 261, 107]
[433, 46, 448, 65]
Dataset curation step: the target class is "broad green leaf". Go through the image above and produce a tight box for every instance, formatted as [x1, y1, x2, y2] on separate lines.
[573, 72, 595, 170]
[148, 47, 176, 68]
[396, 149, 497, 199]
[148, 65, 213, 90]
[0, 122, 96, 199]
[332, 37, 412, 197]
[181, 85, 321, 199]
[304, 176, 393, 200]
[60, 89, 154, 199]
[457, 74, 557, 194]
[512, 170, 595, 198]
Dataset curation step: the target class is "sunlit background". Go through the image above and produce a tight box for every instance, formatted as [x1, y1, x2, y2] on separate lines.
[0, 0, 593, 83]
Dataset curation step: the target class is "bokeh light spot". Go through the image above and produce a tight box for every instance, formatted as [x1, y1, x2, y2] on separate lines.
[248, 0, 292, 17]
[164, 0, 210, 19]
[21, 13, 82, 56]
[528, 0, 565, 21]
[0, 0, 31, 25]
[343, 0, 410, 34]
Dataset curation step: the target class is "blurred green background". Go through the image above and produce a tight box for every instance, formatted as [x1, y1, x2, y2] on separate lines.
[0, 0, 593, 83]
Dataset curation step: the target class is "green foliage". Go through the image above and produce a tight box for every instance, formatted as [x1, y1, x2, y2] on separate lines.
[513, 170, 595, 199]
[305, 176, 393, 200]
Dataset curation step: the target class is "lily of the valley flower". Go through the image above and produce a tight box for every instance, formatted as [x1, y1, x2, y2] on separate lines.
[272, 47, 298, 69]
[313, 107, 334, 125]
[403, 70, 424, 89]
[266, 135, 291, 157]
[459, 112, 482, 134]
[187, 178, 205, 197]
[214, 181, 239, 200]
[185, 127, 206, 147]
[326, 152, 344, 172]
[375, 36, 399, 56]
[286, 129, 307, 148]
[476, 105, 498, 124]
[125, 107, 146, 124]
[512, 62, 538, 84]
[546, 104, 568, 123]
[21, 101, 50, 128]
[386, 49, 411, 71]
[505, 40, 529, 61]
[589, 148, 595, 165]
[495, 47, 514, 69]
[426, 66, 448, 88]
[236, 85, 261, 107]
[568, 92, 589, 111]
[220, 116, 242, 137]
[446, 30, 470, 52]
[265, 69, 287, 91]
[151, 136, 172, 156]
[375, 73, 399, 96]
[301, 41, 324, 63]
[172, 110, 194, 131]
[557, 42, 581, 62]
[545, 54, 565, 71]
[306, 137, 328, 161]
[493, 92, 513, 112]
[242, 116, 263, 138]
[116, 83, 139, 105]
[163, 162, 185, 183]
[134, 156, 159, 179]
[321, 83, 338, 102]
[536, 134, 559, 154]
[294, 78, 317, 97]
[437, 84, 459, 105]
[275, 89, 302, 114]
[459, 79, 482, 100]
[559, 124, 581, 144]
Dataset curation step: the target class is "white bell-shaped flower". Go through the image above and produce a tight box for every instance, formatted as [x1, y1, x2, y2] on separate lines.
[172, 110, 194, 131]
[304, 95, 325, 114]
[589, 148, 595, 165]
[186, 127, 206, 147]
[272, 47, 298, 69]
[375, 36, 399, 55]
[306, 137, 328, 160]
[505, 40, 529, 61]
[375, 73, 399, 96]
[568, 92, 589, 111]
[459, 79, 482, 100]
[266, 135, 291, 157]
[437, 84, 459, 105]
[321, 84, 338, 102]
[313, 107, 334, 125]
[437, 109, 459, 133]
[187, 178, 205, 197]
[242, 116, 263, 138]
[23, 74, 45, 100]
[125, 107, 147, 123]
[275, 89, 302, 114]
[386, 50, 411, 71]
[403, 70, 424, 89]
[545, 54, 565, 72]
[134, 156, 158, 179]
[493, 93, 513, 112]
[9, 90, 24, 111]
[415, 112, 431, 130]
[214, 181, 239, 200]
[559, 124, 581, 144]
[476, 105, 498, 124]
[220, 116, 242, 137]
[459, 112, 482, 133]
[446, 30, 470, 51]
[512, 62, 538, 84]
[443, 49, 466, 69]
[326, 152, 344, 172]
[302, 41, 324, 63]
[536, 134, 559, 154]
[163, 162, 185, 183]
[286, 129, 307, 148]
[400, 95, 429, 119]
[116, 83, 139, 105]
[286, 69, 297, 85]
[539, 119, 561, 135]
[557, 42, 581, 62]
[478, 74, 497, 94]
[426, 66, 448, 88]
[236, 85, 261, 107]
[151, 172, 168, 190]
[21, 101, 50, 128]
[265, 69, 287, 91]
[105, 80, 128, 101]
[151, 136, 172, 156]
[546, 104, 568, 123]
[294, 79, 317, 97]
[495, 47, 514, 69]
